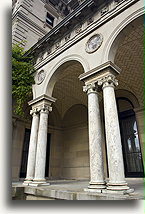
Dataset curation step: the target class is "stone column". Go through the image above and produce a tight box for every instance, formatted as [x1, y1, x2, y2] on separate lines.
[98, 74, 129, 191]
[32, 105, 51, 185]
[23, 109, 39, 184]
[83, 83, 105, 192]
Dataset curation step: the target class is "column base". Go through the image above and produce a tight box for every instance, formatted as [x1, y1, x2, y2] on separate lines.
[23, 179, 33, 186]
[106, 181, 131, 194]
[84, 182, 106, 193]
[29, 179, 50, 187]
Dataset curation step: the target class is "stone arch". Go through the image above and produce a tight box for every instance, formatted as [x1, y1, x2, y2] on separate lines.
[44, 54, 90, 97]
[115, 89, 140, 109]
[102, 8, 144, 107]
[62, 104, 88, 128]
[103, 7, 143, 63]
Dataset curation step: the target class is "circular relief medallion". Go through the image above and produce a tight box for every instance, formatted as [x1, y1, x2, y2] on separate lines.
[36, 70, 46, 85]
[86, 34, 103, 53]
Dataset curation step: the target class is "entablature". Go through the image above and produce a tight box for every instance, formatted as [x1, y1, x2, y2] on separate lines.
[25, 0, 140, 70]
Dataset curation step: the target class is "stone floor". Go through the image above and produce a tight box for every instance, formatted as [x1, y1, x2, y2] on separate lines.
[12, 178, 144, 200]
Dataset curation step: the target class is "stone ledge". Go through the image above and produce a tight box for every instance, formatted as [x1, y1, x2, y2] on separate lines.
[24, 186, 144, 200]
[12, 179, 144, 200]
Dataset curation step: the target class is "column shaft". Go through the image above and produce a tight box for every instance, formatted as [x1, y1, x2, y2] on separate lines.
[24, 112, 39, 183]
[84, 84, 105, 191]
[101, 76, 129, 191]
[33, 109, 49, 183]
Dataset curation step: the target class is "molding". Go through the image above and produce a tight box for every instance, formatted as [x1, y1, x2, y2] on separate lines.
[79, 61, 121, 81]
[26, 0, 103, 53]
[28, 94, 56, 106]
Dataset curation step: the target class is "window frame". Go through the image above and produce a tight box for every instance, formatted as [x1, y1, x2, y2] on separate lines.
[46, 12, 55, 27]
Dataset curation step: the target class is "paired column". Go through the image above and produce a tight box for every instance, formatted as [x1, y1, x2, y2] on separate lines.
[24, 109, 39, 184]
[98, 74, 129, 191]
[33, 106, 51, 184]
[83, 83, 105, 191]
[23, 94, 55, 186]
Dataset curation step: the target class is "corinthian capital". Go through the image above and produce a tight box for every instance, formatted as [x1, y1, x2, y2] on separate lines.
[98, 74, 118, 89]
[30, 108, 38, 116]
[83, 83, 98, 94]
[39, 104, 52, 114]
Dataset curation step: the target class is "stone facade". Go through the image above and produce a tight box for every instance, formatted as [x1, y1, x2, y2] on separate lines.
[12, 0, 64, 50]
[12, 0, 144, 196]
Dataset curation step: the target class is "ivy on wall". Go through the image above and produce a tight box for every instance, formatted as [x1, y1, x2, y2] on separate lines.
[12, 43, 35, 116]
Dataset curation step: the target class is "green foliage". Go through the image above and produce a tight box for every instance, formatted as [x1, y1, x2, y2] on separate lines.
[12, 42, 35, 116]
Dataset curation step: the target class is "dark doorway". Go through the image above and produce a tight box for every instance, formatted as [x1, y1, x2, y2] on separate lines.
[20, 128, 31, 178]
[20, 129, 51, 178]
[117, 98, 144, 177]
[45, 134, 51, 177]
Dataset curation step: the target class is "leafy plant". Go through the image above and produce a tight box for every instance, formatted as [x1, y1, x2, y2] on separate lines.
[12, 42, 35, 116]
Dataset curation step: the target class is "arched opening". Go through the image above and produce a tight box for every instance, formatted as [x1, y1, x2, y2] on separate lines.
[107, 15, 144, 178]
[47, 60, 89, 180]
[107, 15, 144, 107]
[116, 96, 144, 177]
[106, 13, 144, 179]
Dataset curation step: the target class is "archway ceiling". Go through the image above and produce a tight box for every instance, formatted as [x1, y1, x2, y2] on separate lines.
[52, 18, 143, 118]
[115, 18, 143, 107]
[52, 63, 87, 118]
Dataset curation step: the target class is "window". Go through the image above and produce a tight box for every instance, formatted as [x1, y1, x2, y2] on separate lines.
[46, 12, 54, 27]
[117, 97, 144, 177]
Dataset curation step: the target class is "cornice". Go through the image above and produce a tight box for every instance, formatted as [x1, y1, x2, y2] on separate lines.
[26, 0, 102, 53]
[26, 0, 140, 70]
[79, 61, 121, 81]
[28, 94, 56, 106]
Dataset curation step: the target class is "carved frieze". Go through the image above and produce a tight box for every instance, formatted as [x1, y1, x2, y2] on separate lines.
[75, 24, 82, 34]
[101, 6, 109, 16]
[34, 0, 134, 66]
[55, 42, 61, 49]
[38, 53, 43, 62]
[65, 33, 71, 42]
[87, 17, 94, 25]
[47, 48, 51, 55]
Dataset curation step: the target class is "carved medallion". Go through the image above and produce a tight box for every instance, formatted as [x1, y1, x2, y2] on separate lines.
[36, 70, 46, 85]
[86, 34, 103, 53]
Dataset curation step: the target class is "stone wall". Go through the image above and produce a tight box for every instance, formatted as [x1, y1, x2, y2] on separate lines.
[62, 126, 89, 180]
[48, 129, 63, 179]
[12, 120, 26, 181]
[12, 0, 62, 50]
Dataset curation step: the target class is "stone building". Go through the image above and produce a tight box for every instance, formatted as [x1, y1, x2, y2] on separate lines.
[12, 0, 144, 198]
